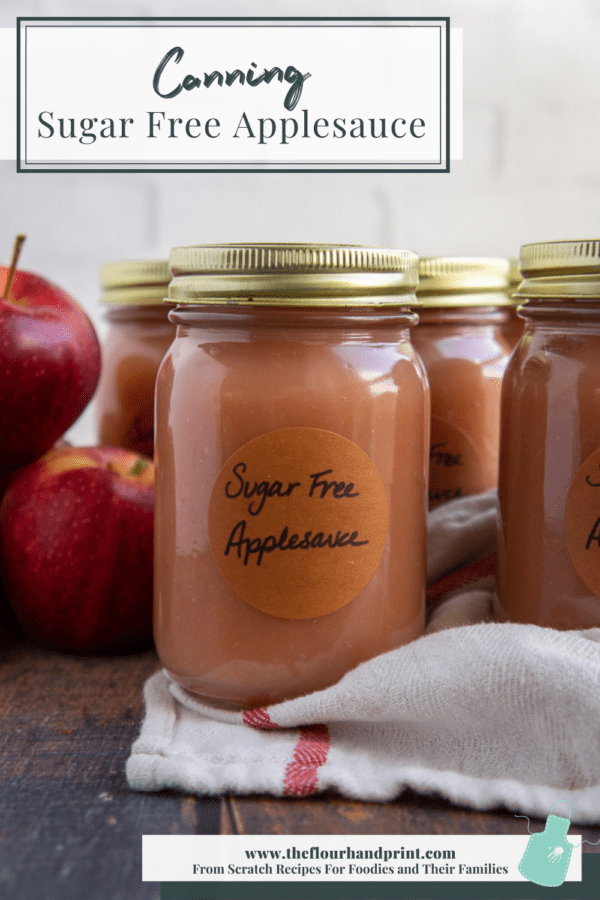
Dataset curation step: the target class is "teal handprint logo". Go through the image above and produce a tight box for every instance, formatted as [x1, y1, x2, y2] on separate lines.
[517, 805, 573, 888]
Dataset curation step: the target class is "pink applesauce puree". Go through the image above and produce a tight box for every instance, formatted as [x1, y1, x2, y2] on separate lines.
[411, 258, 513, 509]
[154, 244, 429, 708]
[497, 239, 600, 629]
[94, 260, 175, 457]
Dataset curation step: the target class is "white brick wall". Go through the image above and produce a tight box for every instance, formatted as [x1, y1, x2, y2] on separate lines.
[1, 0, 599, 440]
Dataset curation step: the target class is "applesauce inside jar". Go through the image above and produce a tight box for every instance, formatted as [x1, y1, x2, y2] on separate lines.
[411, 257, 513, 508]
[94, 260, 175, 457]
[497, 239, 600, 629]
[154, 243, 429, 708]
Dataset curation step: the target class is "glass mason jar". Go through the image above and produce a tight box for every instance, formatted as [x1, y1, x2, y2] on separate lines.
[154, 243, 429, 709]
[502, 257, 525, 350]
[497, 239, 600, 629]
[94, 259, 175, 457]
[411, 257, 513, 509]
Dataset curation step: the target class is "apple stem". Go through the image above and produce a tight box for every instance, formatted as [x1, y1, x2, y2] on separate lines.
[130, 459, 149, 477]
[3, 234, 26, 301]
[104, 458, 150, 477]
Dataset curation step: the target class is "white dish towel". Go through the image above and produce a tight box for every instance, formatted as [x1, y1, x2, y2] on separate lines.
[127, 492, 600, 823]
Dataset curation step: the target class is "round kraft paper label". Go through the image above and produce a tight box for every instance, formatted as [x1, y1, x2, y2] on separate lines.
[428, 416, 487, 509]
[565, 447, 600, 598]
[208, 427, 389, 619]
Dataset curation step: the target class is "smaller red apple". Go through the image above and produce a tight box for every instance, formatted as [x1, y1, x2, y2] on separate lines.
[0, 446, 154, 653]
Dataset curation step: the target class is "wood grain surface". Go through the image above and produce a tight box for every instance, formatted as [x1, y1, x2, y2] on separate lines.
[0, 631, 220, 900]
[222, 792, 600, 843]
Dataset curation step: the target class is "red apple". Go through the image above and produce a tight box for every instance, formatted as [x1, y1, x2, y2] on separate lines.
[0, 257, 101, 475]
[0, 437, 74, 632]
[0, 446, 154, 653]
[0, 574, 22, 635]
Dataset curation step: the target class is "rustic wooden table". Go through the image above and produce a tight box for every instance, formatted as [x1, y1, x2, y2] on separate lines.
[2, 631, 599, 899]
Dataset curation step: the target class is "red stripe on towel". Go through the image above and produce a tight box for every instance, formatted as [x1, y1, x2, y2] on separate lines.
[283, 724, 330, 797]
[426, 550, 497, 608]
[243, 707, 281, 729]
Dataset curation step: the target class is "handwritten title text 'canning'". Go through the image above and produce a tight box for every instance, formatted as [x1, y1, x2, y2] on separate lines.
[153, 47, 311, 111]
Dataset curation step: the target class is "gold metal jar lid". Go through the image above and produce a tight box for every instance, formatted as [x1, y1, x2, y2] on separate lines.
[509, 258, 521, 288]
[100, 259, 171, 306]
[417, 257, 513, 307]
[516, 240, 600, 299]
[167, 243, 419, 307]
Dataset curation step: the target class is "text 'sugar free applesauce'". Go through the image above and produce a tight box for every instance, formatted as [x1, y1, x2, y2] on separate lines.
[94, 259, 175, 457]
[497, 239, 600, 629]
[411, 257, 513, 509]
[154, 244, 429, 708]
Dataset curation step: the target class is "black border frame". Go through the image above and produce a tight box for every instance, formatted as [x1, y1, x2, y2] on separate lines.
[16, 16, 451, 174]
